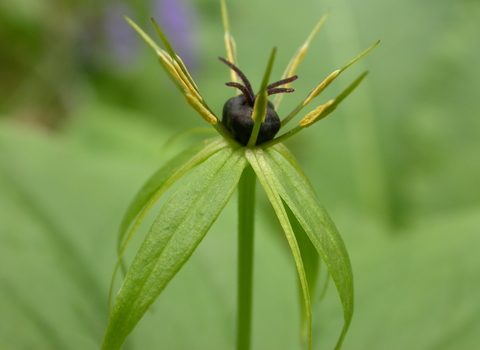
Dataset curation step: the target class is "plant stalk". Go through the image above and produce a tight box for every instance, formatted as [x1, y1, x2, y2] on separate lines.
[236, 164, 256, 350]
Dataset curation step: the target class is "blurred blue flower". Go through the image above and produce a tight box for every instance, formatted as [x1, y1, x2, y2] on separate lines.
[153, 0, 199, 71]
[79, 0, 198, 73]
[103, 2, 139, 68]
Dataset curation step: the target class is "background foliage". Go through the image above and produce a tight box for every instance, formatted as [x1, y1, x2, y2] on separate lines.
[1, 0, 479, 349]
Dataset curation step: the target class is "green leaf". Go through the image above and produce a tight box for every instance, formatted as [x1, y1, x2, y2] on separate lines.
[246, 147, 313, 349]
[117, 137, 226, 253]
[284, 202, 320, 343]
[110, 138, 228, 307]
[266, 144, 329, 307]
[102, 144, 247, 350]
[264, 144, 354, 350]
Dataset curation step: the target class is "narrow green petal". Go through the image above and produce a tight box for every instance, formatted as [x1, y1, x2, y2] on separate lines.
[267, 69, 368, 146]
[339, 40, 380, 73]
[280, 41, 378, 128]
[126, 16, 203, 104]
[246, 148, 313, 350]
[150, 18, 177, 61]
[220, 0, 238, 79]
[247, 48, 277, 147]
[265, 145, 354, 350]
[124, 15, 162, 53]
[150, 18, 198, 93]
[299, 71, 369, 129]
[273, 12, 329, 109]
[102, 145, 247, 350]
[328, 71, 369, 110]
[125, 17, 186, 94]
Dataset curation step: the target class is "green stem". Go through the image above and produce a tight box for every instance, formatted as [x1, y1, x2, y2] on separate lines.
[236, 164, 256, 350]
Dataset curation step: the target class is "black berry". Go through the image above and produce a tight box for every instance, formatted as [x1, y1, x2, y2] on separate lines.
[219, 57, 298, 146]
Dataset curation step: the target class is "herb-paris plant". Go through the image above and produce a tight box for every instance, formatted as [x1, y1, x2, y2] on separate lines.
[101, 1, 378, 349]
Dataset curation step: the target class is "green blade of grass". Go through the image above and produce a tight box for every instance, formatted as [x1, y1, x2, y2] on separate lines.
[102, 144, 247, 350]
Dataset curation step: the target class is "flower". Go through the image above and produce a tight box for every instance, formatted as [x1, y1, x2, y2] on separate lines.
[124, 6, 377, 148]
[102, 2, 378, 350]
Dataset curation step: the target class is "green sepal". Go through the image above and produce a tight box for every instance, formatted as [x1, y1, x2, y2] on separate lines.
[102, 144, 247, 350]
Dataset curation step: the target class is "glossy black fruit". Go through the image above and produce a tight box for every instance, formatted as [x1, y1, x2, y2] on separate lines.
[219, 57, 297, 146]
[222, 95, 280, 146]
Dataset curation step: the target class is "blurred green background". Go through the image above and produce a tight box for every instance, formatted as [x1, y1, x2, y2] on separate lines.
[1, 0, 479, 349]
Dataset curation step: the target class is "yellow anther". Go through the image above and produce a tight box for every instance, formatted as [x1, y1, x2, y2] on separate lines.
[299, 100, 335, 127]
[185, 93, 218, 125]
[303, 70, 340, 106]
